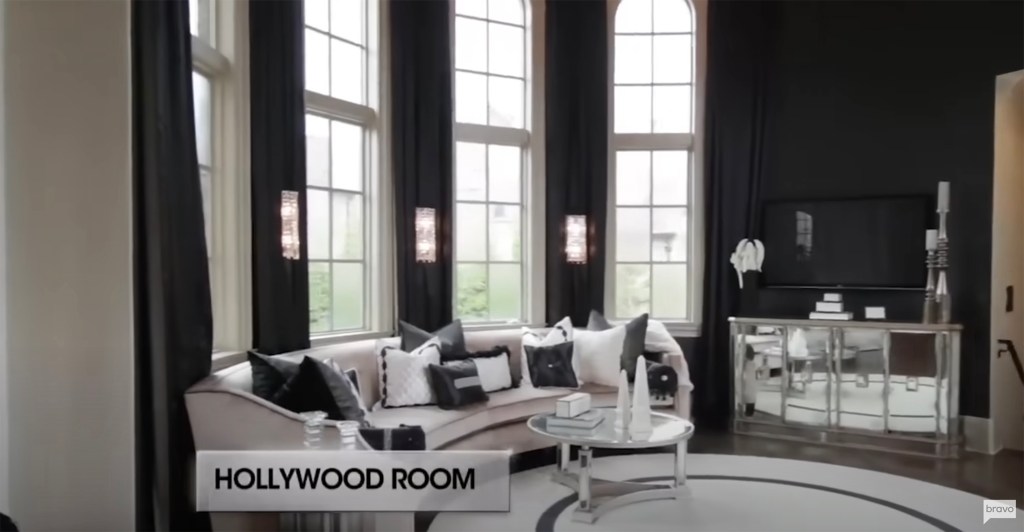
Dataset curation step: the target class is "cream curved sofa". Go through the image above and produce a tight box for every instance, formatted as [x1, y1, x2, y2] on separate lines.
[185, 328, 693, 530]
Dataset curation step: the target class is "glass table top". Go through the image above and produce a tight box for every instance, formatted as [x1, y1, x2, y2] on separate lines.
[527, 407, 694, 449]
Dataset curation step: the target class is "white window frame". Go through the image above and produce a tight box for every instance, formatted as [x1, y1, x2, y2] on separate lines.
[193, 0, 252, 361]
[605, 0, 706, 337]
[451, 0, 546, 329]
[305, 0, 394, 343]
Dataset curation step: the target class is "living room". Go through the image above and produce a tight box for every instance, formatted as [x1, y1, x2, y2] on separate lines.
[0, 0, 1022, 531]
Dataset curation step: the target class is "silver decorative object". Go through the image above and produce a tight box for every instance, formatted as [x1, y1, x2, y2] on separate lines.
[935, 182, 952, 324]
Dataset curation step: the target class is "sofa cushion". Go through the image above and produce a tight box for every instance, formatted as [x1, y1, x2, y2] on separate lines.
[524, 342, 579, 388]
[574, 326, 627, 386]
[271, 357, 344, 420]
[445, 345, 514, 392]
[520, 316, 574, 387]
[250, 352, 365, 422]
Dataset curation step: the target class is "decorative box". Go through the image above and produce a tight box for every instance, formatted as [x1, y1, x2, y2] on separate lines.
[555, 392, 591, 418]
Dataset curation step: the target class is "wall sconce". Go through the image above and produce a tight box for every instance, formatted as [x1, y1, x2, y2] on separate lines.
[415, 207, 437, 263]
[281, 190, 300, 260]
[565, 214, 587, 264]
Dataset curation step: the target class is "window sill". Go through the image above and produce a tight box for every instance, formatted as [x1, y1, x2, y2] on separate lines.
[310, 330, 392, 348]
[211, 350, 247, 372]
[461, 321, 541, 332]
[663, 322, 702, 338]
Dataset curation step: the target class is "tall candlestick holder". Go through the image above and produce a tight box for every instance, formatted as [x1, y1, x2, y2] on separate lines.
[922, 248, 938, 324]
[935, 211, 952, 323]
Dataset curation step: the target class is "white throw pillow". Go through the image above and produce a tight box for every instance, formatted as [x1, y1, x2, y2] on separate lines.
[645, 319, 679, 355]
[471, 353, 513, 393]
[520, 316, 575, 387]
[377, 337, 442, 408]
[575, 326, 627, 387]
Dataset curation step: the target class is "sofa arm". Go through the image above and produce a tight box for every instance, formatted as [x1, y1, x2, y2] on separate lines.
[185, 389, 308, 451]
[660, 351, 694, 420]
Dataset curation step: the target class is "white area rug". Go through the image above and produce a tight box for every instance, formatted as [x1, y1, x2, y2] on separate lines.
[428, 453, 1021, 532]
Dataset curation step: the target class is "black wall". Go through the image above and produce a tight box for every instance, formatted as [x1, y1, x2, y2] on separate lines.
[740, 0, 1023, 418]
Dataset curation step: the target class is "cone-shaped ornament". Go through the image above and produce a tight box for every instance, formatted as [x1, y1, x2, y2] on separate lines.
[615, 369, 631, 432]
[630, 360, 653, 438]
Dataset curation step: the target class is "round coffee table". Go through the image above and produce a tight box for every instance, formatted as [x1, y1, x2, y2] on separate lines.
[527, 407, 694, 524]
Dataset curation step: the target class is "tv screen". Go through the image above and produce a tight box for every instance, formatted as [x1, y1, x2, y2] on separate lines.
[760, 196, 929, 289]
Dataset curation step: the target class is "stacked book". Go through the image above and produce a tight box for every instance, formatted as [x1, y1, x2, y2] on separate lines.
[547, 392, 604, 435]
[547, 409, 604, 435]
[809, 293, 852, 320]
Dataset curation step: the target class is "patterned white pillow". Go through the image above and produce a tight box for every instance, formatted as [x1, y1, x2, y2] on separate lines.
[377, 337, 442, 408]
[520, 316, 575, 387]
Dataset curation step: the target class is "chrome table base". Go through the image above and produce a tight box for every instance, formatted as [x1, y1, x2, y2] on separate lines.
[553, 442, 690, 523]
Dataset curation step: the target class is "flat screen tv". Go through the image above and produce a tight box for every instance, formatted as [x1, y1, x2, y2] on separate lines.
[760, 196, 929, 289]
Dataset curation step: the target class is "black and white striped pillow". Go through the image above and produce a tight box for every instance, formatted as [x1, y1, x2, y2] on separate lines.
[444, 346, 515, 392]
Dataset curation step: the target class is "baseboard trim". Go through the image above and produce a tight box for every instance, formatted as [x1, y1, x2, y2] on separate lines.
[963, 416, 1002, 454]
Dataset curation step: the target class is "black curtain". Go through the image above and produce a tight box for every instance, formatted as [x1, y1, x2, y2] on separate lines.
[545, 0, 609, 326]
[696, 0, 779, 428]
[251, 0, 310, 353]
[391, 0, 454, 331]
[132, 0, 213, 529]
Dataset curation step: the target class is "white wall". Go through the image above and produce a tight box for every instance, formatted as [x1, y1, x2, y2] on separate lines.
[3, 0, 134, 529]
[0, 0, 9, 514]
[990, 70, 1024, 452]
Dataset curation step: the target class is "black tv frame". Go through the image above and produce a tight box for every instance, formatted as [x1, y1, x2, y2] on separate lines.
[757, 194, 932, 291]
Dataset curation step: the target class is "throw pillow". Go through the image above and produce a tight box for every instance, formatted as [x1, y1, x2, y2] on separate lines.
[574, 326, 627, 386]
[428, 360, 489, 410]
[586, 310, 649, 379]
[270, 357, 344, 420]
[524, 342, 578, 388]
[645, 359, 678, 399]
[378, 337, 442, 408]
[520, 316, 574, 387]
[398, 320, 466, 360]
[248, 351, 366, 422]
[645, 318, 680, 355]
[358, 425, 426, 451]
[445, 345, 515, 392]
[247, 351, 300, 399]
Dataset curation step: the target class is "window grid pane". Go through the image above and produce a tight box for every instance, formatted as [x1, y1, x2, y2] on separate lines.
[304, 0, 367, 103]
[454, 2, 528, 323]
[613, 150, 691, 320]
[306, 113, 367, 333]
[455, 142, 524, 322]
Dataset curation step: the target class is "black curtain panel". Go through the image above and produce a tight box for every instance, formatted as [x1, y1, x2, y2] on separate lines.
[696, 0, 779, 428]
[545, 0, 609, 326]
[391, 0, 454, 331]
[131, 0, 213, 529]
[251, 0, 310, 353]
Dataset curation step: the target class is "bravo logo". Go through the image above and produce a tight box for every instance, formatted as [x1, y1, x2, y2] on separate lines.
[983, 500, 1016, 524]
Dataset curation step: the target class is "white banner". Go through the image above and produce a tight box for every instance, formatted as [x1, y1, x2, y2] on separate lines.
[196, 450, 511, 512]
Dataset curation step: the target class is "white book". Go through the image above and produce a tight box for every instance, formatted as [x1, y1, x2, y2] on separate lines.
[809, 311, 853, 320]
[816, 301, 844, 313]
[547, 410, 604, 429]
[823, 293, 843, 302]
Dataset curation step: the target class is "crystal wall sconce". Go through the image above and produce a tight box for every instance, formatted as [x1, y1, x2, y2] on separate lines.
[565, 214, 587, 264]
[415, 207, 437, 263]
[281, 190, 300, 260]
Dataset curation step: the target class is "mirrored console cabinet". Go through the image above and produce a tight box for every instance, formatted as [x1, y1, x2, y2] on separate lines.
[730, 317, 962, 458]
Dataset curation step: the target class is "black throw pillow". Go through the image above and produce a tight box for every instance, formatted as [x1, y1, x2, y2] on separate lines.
[359, 425, 426, 451]
[587, 310, 649, 380]
[645, 359, 678, 399]
[248, 351, 301, 399]
[428, 360, 489, 410]
[271, 357, 344, 420]
[248, 351, 365, 422]
[398, 320, 466, 360]
[524, 343, 578, 388]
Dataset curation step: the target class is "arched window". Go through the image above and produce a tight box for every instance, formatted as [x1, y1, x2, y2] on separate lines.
[610, 0, 698, 329]
[453, 0, 531, 323]
[304, 0, 378, 334]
